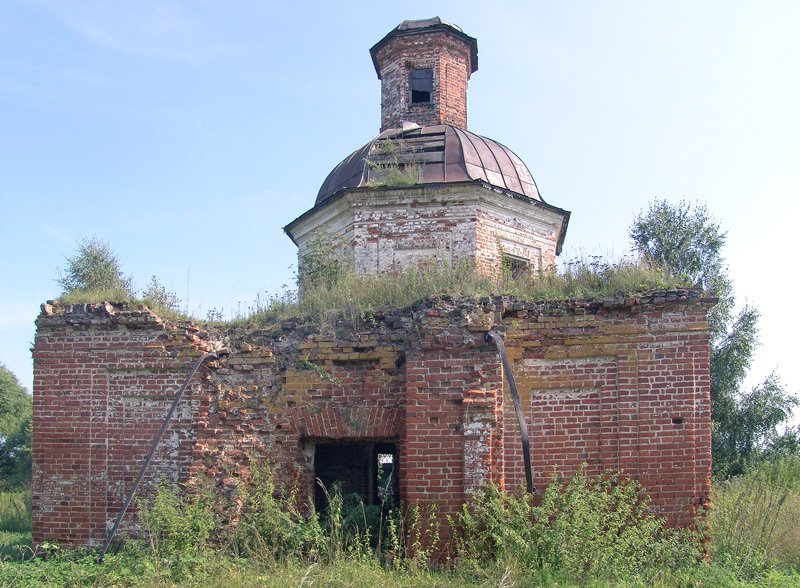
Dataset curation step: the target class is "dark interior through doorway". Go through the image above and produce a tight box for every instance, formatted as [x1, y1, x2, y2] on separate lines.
[314, 441, 398, 510]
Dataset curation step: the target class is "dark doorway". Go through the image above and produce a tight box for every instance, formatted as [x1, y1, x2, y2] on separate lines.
[314, 441, 398, 510]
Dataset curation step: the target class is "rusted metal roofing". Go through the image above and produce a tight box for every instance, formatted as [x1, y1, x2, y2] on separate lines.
[315, 123, 543, 206]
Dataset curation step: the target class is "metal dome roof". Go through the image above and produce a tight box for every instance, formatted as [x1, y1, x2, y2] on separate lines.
[315, 123, 542, 206]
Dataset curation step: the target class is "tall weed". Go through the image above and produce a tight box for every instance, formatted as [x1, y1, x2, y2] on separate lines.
[226, 464, 325, 565]
[137, 481, 216, 559]
[711, 455, 800, 578]
[452, 466, 700, 585]
[384, 502, 440, 571]
[0, 488, 31, 561]
[236, 256, 682, 331]
[224, 463, 440, 571]
[0, 489, 30, 534]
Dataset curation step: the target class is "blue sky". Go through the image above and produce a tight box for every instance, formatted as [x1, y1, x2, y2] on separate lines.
[1, 1, 798, 409]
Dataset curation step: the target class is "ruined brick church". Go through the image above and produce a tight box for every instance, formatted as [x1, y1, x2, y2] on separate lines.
[32, 18, 713, 547]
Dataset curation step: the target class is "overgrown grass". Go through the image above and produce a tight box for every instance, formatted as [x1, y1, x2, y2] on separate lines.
[451, 466, 700, 586]
[0, 489, 30, 534]
[53, 254, 688, 334]
[710, 456, 800, 579]
[0, 488, 31, 560]
[4, 466, 800, 587]
[57, 288, 190, 322]
[58, 287, 137, 306]
[234, 257, 686, 330]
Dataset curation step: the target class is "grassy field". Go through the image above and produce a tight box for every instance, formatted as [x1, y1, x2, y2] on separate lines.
[2, 460, 800, 587]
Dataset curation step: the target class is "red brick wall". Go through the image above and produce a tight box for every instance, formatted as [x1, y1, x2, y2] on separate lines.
[32, 302, 214, 546]
[503, 297, 712, 526]
[193, 336, 406, 501]
[373, 30, 473, 131]
[32, 292, 712, 546]
[401, 323, 502, 543]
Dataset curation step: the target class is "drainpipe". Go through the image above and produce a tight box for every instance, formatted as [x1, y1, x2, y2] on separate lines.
[97, 350, 221, 562]
[485, 331, 535, 494]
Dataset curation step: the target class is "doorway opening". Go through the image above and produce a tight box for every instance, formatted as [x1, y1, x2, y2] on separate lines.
[313, 441, 398, 510]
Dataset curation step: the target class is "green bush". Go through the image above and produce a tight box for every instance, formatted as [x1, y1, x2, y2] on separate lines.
[140, 275, 183, 319]
[227, 464, 326, 564]
[57, 237, 135, 299]
[0, 366, 31, 491]
[9, 468, 800, 586]
[137, 481, 216, 559]
[452, 466, 700, 585]
[298, 231, 353, 292]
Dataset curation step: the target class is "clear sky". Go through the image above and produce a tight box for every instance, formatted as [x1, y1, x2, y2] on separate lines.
[1, 1, 798, 409]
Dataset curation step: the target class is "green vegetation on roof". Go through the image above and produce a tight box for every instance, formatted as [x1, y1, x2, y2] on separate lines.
[52, 234, 688, 330]
[231, 257, 688, 330]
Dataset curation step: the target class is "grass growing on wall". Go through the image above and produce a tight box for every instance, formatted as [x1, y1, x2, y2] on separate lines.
[232, 256, 688, 330]
[57, 288, 190, 323]
[50, 246, 689, 332]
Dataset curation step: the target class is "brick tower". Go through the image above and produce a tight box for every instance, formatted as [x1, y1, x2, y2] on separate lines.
[370, 17, 477, 131]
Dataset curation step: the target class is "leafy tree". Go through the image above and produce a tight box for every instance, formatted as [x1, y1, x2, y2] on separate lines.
[0, 363, 32, 489]
[630, 199, 798, 477]
[629, 199, 733, 339]
[57, 237, 134, 297]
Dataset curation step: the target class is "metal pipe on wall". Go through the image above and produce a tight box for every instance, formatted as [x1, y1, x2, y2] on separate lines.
[97, 350, 221, 563]
[485, 330, 535, 494]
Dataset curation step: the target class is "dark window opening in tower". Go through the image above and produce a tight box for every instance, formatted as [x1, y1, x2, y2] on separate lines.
[410, 68, 433, 103]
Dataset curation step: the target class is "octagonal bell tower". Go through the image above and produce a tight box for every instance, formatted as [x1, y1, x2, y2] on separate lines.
[370, 17, 477, 131]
